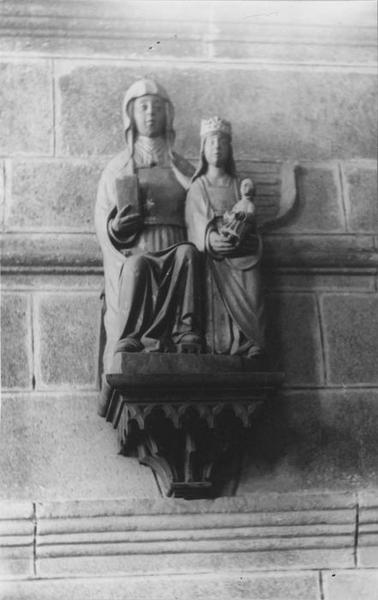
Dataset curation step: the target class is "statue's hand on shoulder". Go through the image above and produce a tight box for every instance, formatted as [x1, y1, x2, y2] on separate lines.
[111, 204, 144, 238]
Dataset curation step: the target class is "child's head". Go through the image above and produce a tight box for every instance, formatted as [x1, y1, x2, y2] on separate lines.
[240, 178, 254, 200]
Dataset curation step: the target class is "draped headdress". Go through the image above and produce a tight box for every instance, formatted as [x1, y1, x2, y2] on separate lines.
[122, 78, 175, 156]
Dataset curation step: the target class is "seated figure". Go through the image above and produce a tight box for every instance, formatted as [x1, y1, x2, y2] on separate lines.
[95, 78, 203, 413]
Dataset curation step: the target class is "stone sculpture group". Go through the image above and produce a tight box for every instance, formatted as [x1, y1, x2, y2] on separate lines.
[95, 78, 265, 407]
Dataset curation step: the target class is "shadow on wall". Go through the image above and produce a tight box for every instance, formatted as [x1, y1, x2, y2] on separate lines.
[240, 387, 378, 494]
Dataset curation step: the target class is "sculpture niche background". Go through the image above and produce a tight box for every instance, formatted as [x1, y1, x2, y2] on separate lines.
[96, 82, 297, 498]
[101, 158, 296, 498]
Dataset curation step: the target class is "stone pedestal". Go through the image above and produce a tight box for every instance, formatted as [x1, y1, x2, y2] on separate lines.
[105, 354, 284, 498]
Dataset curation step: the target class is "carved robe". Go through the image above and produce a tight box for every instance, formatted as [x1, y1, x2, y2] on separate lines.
[95, 139, 201, 392]
[185, 175, 265, 355]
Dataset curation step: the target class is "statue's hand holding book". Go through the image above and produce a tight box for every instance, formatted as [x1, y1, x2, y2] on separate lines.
[111, 204, 144, 237]
[111, 175, 144, 237]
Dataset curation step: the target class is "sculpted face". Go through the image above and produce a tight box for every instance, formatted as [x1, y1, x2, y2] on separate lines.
[204, 133, 230, 168]
[133, 94, 166, 138]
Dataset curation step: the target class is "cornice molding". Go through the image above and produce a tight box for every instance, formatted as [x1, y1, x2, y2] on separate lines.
[0, 1, 376, 61]
[4, 491, 377, 579]
[2, 232, 377, 272]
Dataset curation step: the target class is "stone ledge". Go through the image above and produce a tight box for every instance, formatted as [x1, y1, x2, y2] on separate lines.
[4, 492, 378, 582]
[107, 352, 283, 392]
[0, 571, 321, 600]
[358, 491, 378, 568]
[0, 493, 353, 577]
[0, 502, 34, 579]
[0, 0, 376, 64]
[2, 233, 377, 270]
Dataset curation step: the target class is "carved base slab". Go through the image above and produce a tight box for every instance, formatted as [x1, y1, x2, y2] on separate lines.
[106, 354, 284, 499]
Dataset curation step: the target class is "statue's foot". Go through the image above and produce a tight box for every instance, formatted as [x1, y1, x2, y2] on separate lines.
[145, 339, 176, 353]
[115, 337, 144, 353]
[246, 345, 264, 358]
[175, 333, 204, 354]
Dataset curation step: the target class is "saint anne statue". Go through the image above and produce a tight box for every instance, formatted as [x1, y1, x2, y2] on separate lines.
[95, 79, 203, 413]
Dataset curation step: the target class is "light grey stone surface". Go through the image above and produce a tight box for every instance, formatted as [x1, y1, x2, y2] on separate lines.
[55, 62, 377, 160]
[358, 491, 378, 568]
[0, 160, 4, 230]
[0, 502, 34, 578]
[0, 571, 321, 600]
[343, 162, 378, 233]
[323, 570, 378, 600]
[0, 0, 376, 67]
[320, 293, 378, 385]
[1, 233, 102, 268]
[0, 61, 52, 156]
[1, 293, 32, 389]
[0, 393, 158, 501]
[5, 160, 103, 231]
[33, 492, 356, 576]
[34, 292, 100, 387]
[2, 272, 103, 291]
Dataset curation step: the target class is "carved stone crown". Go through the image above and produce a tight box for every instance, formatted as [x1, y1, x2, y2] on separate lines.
[200, 116, 232, 138]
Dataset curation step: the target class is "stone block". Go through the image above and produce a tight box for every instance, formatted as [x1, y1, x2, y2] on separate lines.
[0, 160, 4, 230]
[320, 293, 378, 385]
[0, 502, 34, 579]
[263, 234, 376, 269]
[323, 570, 378, 600]
[56, 63, 129, 156]
[34, 292, 100, 387]
[0, 393, 157, 501]
[36, 539, 352, 577]
[264, 269, 376, 292]
[1, 293, 32, 389]
[343, 162, 378, 233]
[2, 272, 103, 292]
[0, 572, 320, 600]
[33, 492, 354, 577]
[265, 293, 323, 385]
[5, 160, 103, 231]
[1, 233, 102, 268]
[280, 164, 345, 233]
[358, 491, 378, 567]
[56, 62, 377, 160]
[0, 61, 52, 155]
[239, 389, 378, 493]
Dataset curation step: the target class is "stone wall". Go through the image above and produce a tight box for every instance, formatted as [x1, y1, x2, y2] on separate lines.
[0, 1, 377, 596]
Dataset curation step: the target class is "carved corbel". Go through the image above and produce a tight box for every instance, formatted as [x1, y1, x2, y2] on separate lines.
[105, 354, 284, 499]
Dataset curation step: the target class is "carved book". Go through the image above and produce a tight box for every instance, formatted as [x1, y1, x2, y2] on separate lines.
[115, 175, 141, 215]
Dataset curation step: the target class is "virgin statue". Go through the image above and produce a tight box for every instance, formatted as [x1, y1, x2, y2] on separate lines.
[185, 117, 265, 357]
[95, 78, 203, 413]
